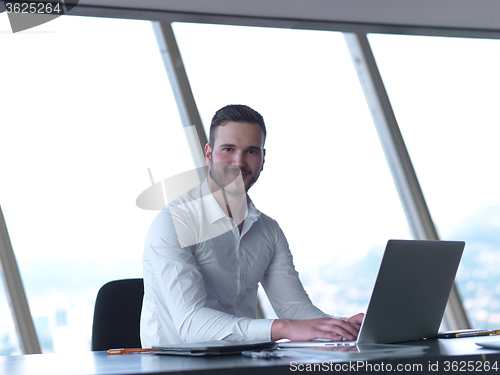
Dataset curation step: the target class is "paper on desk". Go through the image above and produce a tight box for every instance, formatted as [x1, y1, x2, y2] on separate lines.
[279, 344, 427, 361]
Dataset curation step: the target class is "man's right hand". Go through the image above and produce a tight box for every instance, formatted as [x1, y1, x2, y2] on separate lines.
[270, 315, 363, 342]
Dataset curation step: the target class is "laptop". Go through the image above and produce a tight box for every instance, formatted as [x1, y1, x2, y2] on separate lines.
[280, 239, 465, 348]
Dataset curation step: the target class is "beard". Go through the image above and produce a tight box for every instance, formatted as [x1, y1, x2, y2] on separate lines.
[209, 160, 259, 196]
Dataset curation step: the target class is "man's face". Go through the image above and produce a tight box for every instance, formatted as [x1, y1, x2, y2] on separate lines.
[205, 121, 265, 195]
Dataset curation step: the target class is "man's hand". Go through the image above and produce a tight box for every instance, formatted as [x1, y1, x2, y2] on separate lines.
[271, 313, 365, 342]
[345, 312, 364, 330]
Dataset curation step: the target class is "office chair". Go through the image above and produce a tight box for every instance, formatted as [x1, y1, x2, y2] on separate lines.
[91, 278, 144, 351]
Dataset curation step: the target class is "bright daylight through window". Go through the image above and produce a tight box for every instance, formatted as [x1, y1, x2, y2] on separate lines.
[369, 33, 500, 329]
[1, 12, 497, 355]
[172, 22, 411, 318]
[0, 14, 194, 353]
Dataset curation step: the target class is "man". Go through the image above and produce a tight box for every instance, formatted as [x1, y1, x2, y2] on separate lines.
[140, 104, 363, 347]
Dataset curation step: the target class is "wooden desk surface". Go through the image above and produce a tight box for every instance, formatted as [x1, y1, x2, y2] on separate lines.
[2, 336, 500, 375]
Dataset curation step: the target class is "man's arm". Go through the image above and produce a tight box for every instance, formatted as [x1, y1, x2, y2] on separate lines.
[143, 208, 273, 344]
[261, 220, 364, 341]
[260, 222, 328, 319]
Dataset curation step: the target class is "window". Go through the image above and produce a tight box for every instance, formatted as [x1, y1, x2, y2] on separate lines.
[0, 14, 195, 352]
[369, 33, 500, 328]
[0, 277, 21, 355]
[173, 23, 411, 317]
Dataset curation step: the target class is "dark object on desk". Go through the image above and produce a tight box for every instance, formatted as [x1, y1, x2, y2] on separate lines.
[153, 340, 278, 356]
[241, 350, 283, 359]
[91, 278, 144, 351]
[280, 240, 465, 348]
[357, 240, 464, 344]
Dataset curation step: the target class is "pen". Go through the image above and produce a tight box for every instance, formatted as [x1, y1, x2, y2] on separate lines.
[107, 348, 160, 355]
[455, 330, 500, 338]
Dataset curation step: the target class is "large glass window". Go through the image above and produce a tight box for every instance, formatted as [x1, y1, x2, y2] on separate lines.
[0, 277, 21, 355]
[369, 34, 500, 328]
[173, 23, 411, 317]
[0, 14, 195, 352]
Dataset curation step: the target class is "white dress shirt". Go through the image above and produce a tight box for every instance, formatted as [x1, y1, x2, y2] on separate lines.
[140, 180, 326, 347]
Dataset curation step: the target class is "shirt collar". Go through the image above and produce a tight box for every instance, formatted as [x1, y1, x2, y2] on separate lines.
[200, 179, 261, 225]
[245, 196, 261, 223]
[200, 179, 227, 225]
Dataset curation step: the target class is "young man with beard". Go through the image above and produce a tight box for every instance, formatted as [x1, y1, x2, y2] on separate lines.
[140, 104, 363, 347]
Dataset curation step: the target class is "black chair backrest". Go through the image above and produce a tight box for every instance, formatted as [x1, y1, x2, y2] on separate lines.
[91, 278, 144, 351]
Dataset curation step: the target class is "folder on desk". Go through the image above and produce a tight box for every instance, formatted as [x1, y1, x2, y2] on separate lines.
[153, 340, 277, 356]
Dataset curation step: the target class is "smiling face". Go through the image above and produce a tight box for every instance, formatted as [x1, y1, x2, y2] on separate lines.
[205, 121, 266, 196]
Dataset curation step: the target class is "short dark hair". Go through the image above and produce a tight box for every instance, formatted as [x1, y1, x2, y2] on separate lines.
[209, 104, 266, 147]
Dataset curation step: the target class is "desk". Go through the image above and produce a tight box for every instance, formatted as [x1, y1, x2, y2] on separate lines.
[2, 336, 500, 375]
